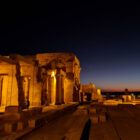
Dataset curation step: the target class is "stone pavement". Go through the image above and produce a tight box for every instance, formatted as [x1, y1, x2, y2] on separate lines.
[18, 104, 89, 140]
[2, 103, 140, 140]
[89, 105, 140, 140]
[107, 106, 140, 140]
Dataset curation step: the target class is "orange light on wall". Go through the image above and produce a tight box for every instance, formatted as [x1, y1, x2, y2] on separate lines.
[51, 71, 55, 77]
[97, 89, 101, 95]
[51, 71, 56, 105]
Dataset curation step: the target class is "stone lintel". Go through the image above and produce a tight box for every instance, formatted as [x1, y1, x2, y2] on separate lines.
[47, 69, 57, 76]
[0, 55, 16, 65]
[10, 54, 34, 65]
[47, 69, 66, 77]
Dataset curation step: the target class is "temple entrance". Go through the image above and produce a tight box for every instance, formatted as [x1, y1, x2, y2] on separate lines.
[80, 92, 83, 103]
[85, 93, 92, 101]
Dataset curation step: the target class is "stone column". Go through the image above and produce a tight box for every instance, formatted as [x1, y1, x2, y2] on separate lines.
[0, 76, 9, 112]
[56, 73, 62, 105]
[0, 76, 3, 106]
[50, 76, 56, 105]
[47, 75, 51, 104]
[61, 75, 64, 104]
[45, 76, 49, 105]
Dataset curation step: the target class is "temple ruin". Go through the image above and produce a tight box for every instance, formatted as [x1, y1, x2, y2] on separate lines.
[80, 83, 103, 102]
[0, 53, 102, 113]
[0, 53, 81, 112]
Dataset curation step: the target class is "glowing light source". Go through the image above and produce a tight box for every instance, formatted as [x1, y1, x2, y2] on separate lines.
[50, 71, 56, 105]
[97, 89, 101, 95]
[51, 71, 55, 77]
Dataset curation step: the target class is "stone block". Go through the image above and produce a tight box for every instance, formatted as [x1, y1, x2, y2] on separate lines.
[28, 120, 36, 128]
[99, 114, 106, 123]
[101, 108, 107, 113]
[90, 115, 98, 124]
[4, 122, 17, 133]
[28, 118, 45, 128]
[89, 108, 96, 115]
[72, 109, 88, 116]
[17, 121, 27, 131]
[77, 105, 88, 110]
[17, 122, 23, 131]
[5, 106, 22, 113]
[21, 107, 42, 119]
[3, 113, 21, 121]
[4, 123, 12, 133]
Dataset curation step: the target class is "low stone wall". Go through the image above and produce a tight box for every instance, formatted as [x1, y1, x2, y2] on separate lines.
[1, 103, 79, 137]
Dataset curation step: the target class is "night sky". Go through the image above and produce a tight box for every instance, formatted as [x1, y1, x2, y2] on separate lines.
[0, 1, 140, 91]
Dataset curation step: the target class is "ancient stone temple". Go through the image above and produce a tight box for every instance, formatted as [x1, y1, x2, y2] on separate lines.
[80, 83, 102, 102]
[0, 53, 81, 112]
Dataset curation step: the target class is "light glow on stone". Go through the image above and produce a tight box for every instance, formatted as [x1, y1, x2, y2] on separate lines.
[51, 71, 55, 77]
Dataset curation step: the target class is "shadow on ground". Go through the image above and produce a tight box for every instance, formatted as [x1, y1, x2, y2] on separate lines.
[80, 119, 91, 140]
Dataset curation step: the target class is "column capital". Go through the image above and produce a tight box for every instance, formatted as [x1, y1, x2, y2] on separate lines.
[56, 69, 66, 77]
[47, 69, 57, 76]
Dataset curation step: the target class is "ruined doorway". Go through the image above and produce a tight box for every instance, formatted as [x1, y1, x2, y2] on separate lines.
[85, 93, 92, 101]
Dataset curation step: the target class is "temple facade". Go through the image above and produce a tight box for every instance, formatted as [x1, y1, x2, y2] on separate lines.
[0, 53, 81, 112]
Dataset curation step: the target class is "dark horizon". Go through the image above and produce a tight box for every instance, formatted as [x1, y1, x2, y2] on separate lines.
[102, 90, 140, 93]
[0, 1, 140, 91]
